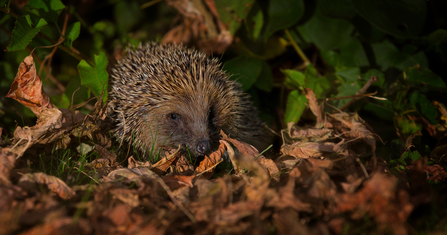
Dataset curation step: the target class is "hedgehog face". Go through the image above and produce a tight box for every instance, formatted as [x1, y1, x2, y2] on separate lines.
[137, 98, 222, 157]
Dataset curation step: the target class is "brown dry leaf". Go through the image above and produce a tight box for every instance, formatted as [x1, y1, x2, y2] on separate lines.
[21, 217, 92, 235]
[288, 126, 333, 142]
[266, 172, 312, 212]
[305, 88, 324, 126]
[0, 148, 17, 185]
[335, 172, 413, 234]
[151, 146, 181, 174]
[163, 0, 232, 54]
[221, 139, 241, 174]
[221, 130, 262, 159]
[273, 209, 310, 235]
[295, 159, 337, 212]
[9, 108, 63, 158]
[219, 201, 263, 223]
[18, 172, 75, 199]
[329, 113, 377, 159]
[95, 145, 118, 163]
[128, 156, 152, 169]
[221, 131, 280, 180]
[110, 188, 140, 207]
[406, 163, 447, 182]
[281, 141, 345, 159]
[106, 167, 159, 182]
[236, 154, 270, 202]
[257, 157, 281, 182]
[6, 55, 53, 116]
[425, 164, 447, 182]
[276, 155, 302, 171]
[175, 154, 194, 174]
[163, 175, 195, 190]
[195, 141, 225, 179]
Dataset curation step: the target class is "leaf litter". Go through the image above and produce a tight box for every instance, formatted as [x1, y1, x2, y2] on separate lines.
[0, 55, 446, 235]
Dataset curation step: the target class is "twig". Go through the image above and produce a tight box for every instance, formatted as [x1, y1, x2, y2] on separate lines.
[284, 29, 309, 66]
[340, 76, 379, 111]
[140, 0, 164, 9]
[4, 9, 95, 66]
[323, 92, 378, 102]
[356, 157, 369, 179]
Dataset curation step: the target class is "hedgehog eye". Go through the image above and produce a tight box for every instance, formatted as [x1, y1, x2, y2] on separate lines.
[169, 113, 178, 120]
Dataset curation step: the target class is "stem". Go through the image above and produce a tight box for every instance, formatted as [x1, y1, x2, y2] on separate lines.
[284, 29, 309, 66]
[5, 9, 95, 66]
[340, 76, 379, 111]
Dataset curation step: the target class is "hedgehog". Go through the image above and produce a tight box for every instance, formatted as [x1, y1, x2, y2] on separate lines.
[109, 43, 267, 157]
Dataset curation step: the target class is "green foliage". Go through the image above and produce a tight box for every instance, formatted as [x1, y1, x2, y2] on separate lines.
[352, 0, 426, 37]
[64, 22, 80, 48]
[224, 56, 263, 91]
[284, 91, 306, 124]
[215, 0, 255, 35]
[27, 0, 65, 23]
[264, 0, 304, 39]
[77, 53, 109, 103]
[7, 15, 47, 51]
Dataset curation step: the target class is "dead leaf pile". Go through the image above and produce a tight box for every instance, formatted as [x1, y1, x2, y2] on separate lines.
[0, 55, 445, 234]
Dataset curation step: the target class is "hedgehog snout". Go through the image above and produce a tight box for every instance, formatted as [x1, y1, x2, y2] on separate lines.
[197, 140, 212, 155]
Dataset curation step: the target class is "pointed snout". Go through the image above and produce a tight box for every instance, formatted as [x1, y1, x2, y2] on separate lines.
[197, 140, 212, 155]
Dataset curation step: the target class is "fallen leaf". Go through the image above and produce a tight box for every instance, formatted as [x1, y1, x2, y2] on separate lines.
[163, 0, 232, 54]
[163, 174, 195, 190]
[6, 55, 53, 116]
[195, 142, 225, 179]
[0, 148, 17, 185]
[18, 172, 75, 199]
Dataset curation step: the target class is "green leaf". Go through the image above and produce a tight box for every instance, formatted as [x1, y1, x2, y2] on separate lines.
[409, 92, 438, 124]
[428, 29, 447, 63]
[284, 91, 307, 124]
[7, 15, 47, 51]
[339, 38, 369, 67]
[297, 11, 354, 50]
[250, 6, 263, 40]
[336, 67, 360, 83]
[64, 22, 80, 48]
[114, 1, 143, 33]
[254, 60, 273, 92]
[224, 57, 262, 91]
[405, 68, 445, 89]
[363, 102, 394, 120]
[352, 0, 426, 37]
[264, 0, 304, 39]
[320, 0, 356, 19]
[27, 0, 65, 23]
[0, 0, 10, 12]
[77, 52, 109, 102]
[304, 65, 331, 98]
[396, 117, 421, 135]
[283, 69, 305, 90]
[402, 151, 422, 162]
[395, 51, 428, 71]
[371, 40, 400, 71]
[335, 80, 362, 108]
[321, 50, 342, 68]
[215, 0, 255, 35]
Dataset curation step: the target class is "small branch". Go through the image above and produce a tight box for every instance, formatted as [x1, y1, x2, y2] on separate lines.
[340, 76, 379, 111]
[4, 9, 95, 66]
[284, 29, 309, 66]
